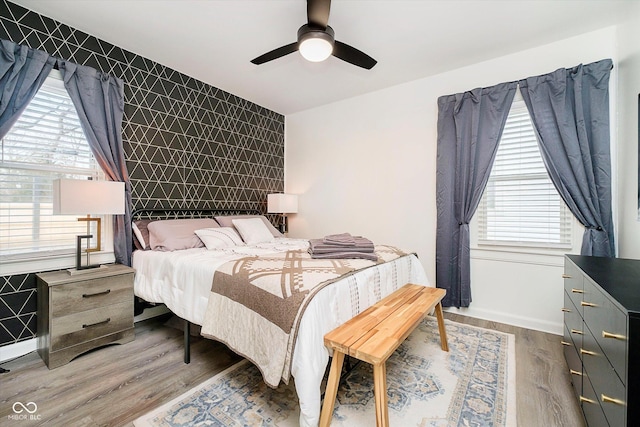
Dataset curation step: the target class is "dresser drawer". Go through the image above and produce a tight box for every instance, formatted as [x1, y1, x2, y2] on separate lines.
[583, 329, 626, 426]
[564, 261, 584, 316]
[582, 277, 627, 384]
[50, 272, 134, 317]
[50, 301, 133, 351]
[564, 325, 582, 398]
[564, 291, 583, 349]
[582, 373, 610, 427]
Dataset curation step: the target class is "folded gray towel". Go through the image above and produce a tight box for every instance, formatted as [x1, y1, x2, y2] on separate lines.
[309, 237, 374, 254]
[308, 248, 378, 261]
[323, 233, 356, 246]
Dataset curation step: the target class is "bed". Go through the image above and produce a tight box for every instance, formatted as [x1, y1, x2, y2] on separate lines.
[131, 209, 429, 427]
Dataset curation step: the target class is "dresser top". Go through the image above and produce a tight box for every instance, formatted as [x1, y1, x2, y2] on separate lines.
[567, 255, 640, 314]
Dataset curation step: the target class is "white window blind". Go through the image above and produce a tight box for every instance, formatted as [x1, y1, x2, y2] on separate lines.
[477, 94, 572, 248]
[0, 71, 103, 260]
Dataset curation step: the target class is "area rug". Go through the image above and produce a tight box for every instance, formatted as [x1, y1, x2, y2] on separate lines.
[134, 318, 516, 426]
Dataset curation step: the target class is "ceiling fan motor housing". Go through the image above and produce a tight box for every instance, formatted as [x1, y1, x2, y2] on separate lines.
[297, 24, 335, 46]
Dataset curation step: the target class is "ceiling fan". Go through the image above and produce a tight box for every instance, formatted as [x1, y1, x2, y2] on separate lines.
[250, 0, 377, 70]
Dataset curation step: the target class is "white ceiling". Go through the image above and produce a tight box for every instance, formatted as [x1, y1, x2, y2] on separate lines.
[10, 0, 634, 115]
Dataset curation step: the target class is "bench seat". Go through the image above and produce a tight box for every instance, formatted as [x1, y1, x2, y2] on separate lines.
[319, 283, 448, 427]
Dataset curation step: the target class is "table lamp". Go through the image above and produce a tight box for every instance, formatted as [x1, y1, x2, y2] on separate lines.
[53, 178, 125, 273]
[267, 193, 298, 233]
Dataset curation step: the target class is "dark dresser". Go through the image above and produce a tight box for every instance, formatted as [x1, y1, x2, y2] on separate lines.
[563, 255, 640, 427]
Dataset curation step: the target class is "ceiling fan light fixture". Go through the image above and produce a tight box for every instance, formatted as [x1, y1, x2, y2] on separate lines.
[297, 24, 335, 62]
[299, 38, 333, 62]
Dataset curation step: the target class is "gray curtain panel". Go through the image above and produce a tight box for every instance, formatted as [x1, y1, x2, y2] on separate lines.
[0, 39, 55, 138]
[436, 82, 517, 307]
[519, 59, 614, 257]
[59, 61, 133, 266]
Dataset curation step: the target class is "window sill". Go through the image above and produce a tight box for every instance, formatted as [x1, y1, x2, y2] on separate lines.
[470, 245, 578, 267]
[0, 251, 117, 276]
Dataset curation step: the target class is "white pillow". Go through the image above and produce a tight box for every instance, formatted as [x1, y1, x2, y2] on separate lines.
[132, 221, 147, 249]
[232, 218, 274, 245]
[194, 227, 244, 249]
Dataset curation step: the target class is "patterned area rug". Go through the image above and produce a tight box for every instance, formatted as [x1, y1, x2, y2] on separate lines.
[134, 318, 516, 426]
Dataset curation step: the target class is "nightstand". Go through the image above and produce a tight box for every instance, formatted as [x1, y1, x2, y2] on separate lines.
[36, 264, 135, 369]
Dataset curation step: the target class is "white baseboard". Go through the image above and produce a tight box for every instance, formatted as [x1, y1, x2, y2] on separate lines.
[445, 306, 563, 336]
[0, 338, 37, 364]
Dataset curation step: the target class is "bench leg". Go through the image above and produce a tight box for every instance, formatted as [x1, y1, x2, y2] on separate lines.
[319, 351, 345, 427]
[373, 362, 389, 427]
[434, 302, 449, 352]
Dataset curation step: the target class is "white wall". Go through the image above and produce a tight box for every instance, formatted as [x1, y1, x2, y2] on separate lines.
[286, 27, 618, 335]
[616, 2, 640, 259]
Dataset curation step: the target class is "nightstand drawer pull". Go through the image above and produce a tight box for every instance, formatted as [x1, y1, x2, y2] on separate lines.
[82, 318, 111, 329]
[571, 288, 584, 294]
[602, 331, 626, 340]
[571, 329, 583, 335]
[570, 369, 582, 376]
[601, 394, 625, 406]
[82, 289, 111, 298]
[561, 341, 571, 346]
[561, 308, 572, 313]
[581, 301, 597, 307]
[562, 274, 572, 279]
[580, 348, 597, 356]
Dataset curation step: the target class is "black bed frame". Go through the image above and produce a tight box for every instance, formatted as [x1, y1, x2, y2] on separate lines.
[131, 208, 261, 364]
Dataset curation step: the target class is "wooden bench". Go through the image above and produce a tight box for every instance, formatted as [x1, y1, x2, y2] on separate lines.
[319, 284, 448, 427]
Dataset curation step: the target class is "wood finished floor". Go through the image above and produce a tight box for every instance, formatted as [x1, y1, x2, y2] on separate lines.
[0, 312, 584, 426]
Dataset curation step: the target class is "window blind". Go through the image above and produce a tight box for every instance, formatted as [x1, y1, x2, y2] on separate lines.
[477, 96, 572, 248]
[0, 72, 102, 259]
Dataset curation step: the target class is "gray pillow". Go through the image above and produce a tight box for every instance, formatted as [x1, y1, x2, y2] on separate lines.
[148, 218, 219, 251]
[214, 215, 282, 238]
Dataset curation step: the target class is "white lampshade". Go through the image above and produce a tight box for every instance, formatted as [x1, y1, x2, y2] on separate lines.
[53, 179, 125, 215]
[267, 193, 298, 214]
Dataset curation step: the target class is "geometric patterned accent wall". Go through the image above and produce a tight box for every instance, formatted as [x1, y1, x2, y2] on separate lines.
[0, 0, 284, 348]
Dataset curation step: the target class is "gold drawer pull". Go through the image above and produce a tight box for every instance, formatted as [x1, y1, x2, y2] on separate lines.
[601, 394, 625, 406]
[82, 289, 111, 298]
[580, 348, 597, 356]
[571, 288, 584, 294]
[571, 329, 583, 335]
[562, 274, 572, 279]
[561, 341, 571, 346]
[570, 369, 582, 376]
[580, 396, 596, 404]
[561, 308, 572, 313]
[581, 301, 597, 307]
[82, 318, 111, 329]
[602, 331, 626, 340]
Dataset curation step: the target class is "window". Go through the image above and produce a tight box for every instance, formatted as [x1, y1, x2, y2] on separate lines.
[477, 93, 572, 248]
[0, 70, 104, 261]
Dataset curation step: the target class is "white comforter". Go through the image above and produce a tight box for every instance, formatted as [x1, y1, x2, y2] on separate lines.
[133, 238, 429, 427]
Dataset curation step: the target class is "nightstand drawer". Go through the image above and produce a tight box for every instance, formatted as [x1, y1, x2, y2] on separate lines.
[51, 273, 133, 317]
[50, 301, 133, 351]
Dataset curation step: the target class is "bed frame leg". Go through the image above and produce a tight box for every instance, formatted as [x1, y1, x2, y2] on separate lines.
[184, 319, 191, 364]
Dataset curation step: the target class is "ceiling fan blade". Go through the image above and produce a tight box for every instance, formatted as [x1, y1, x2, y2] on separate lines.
[307, 0, 331, 28]
[251, 42, 299, 65]
[332, 41, 377, 70]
